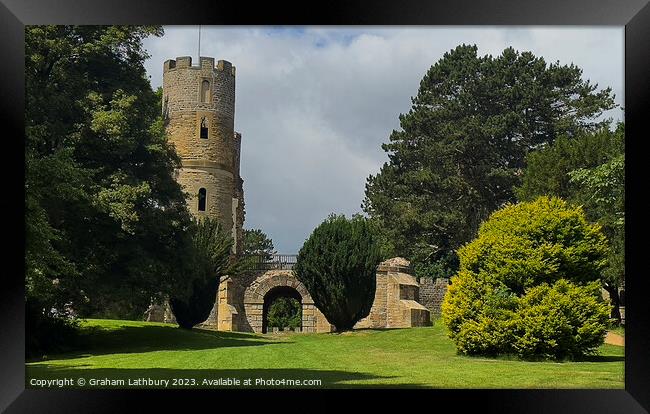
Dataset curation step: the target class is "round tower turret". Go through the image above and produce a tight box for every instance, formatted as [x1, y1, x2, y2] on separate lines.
[162, 56, 243, 252]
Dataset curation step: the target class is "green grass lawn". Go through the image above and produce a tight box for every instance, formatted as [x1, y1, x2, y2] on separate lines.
[26, 319, 624, 389]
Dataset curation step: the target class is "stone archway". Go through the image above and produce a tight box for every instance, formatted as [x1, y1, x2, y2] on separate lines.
[261, 285, 302, 333]
[243, 270, 330, 333]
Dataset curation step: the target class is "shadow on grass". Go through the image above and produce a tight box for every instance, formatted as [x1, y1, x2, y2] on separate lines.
[25, 366, 430, 389]
[28, 324, 287, 362]
[572, 355, 625, 363]
[328, 327, 436, 336]
[462, 353, 624, 363]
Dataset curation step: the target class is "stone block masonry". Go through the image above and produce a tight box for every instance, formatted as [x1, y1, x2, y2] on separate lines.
[355, 258, 431, 329]
[418, 277, 450, 318]
[163, 55, 243, 252]
[206, 258, 431, 334]
[176, 167, 234, 231]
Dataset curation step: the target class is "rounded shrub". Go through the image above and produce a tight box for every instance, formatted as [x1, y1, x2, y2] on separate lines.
[442, 270, 518, 355]
[294, 214, 382, 332]
[170, 218, 234, 329]
[512, 280, 610, 359]
[457, 196, 608, 294]
[442, 196, 611, 359]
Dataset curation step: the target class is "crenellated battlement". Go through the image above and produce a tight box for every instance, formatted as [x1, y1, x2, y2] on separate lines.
[162, 54, 237, 128]
[163, 56, 236, 76]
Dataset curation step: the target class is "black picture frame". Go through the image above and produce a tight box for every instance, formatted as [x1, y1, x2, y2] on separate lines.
[2, 0, 649, 412]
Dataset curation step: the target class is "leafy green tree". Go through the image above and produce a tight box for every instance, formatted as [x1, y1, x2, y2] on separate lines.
[294, 214, 382, 331]
[170, 218, 236, 329]
[363, 44, 616, 280]
[25, 25, 193, 345]
[515, 124, 624, 201]
[243, 228, 276, 258]
[267, 297, 302, 331]
[569, 154, 625, 321]
[515, 124, 624, 322]
[442, 197, 610, 359]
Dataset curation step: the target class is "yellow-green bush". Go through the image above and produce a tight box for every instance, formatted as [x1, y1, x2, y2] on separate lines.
[458, 197, 608, 294]
[442, 196, 611, 359]
[442, 270, 518, 355]
[512, 280, 610, 358]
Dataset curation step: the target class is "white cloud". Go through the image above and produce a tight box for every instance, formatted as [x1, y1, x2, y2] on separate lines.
[143, 26, 624, 252]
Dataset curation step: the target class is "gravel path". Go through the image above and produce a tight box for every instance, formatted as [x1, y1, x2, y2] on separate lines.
[605, 332, 624, 346]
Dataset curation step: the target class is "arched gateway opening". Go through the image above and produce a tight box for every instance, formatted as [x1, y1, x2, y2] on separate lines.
[262, 286, 302, 333]
[242, 270, 329, 333]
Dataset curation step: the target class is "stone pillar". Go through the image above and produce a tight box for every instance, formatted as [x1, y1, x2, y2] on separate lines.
[216, 277, 239, 331]
[244, 303, 264, 333]
[301, 303, 317, 333]
[355, 257, 431, 329]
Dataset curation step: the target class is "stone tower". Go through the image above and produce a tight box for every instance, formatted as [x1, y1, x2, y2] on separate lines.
[162, 56, 244, 253]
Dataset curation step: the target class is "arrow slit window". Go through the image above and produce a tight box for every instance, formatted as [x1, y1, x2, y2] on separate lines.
[200, 117, 208, 139]
[198, 188, 207, 211]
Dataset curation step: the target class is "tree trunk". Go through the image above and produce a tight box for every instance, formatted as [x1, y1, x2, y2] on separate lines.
[604, 284, 621, 325]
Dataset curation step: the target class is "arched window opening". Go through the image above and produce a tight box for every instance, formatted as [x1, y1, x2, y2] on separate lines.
[198, 188, 207, 212]
[201, 80, 210, 103]
[200, 117, 208, 139]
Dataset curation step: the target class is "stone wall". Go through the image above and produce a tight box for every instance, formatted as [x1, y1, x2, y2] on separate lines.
[175, 167, 234, 232]
[232, 132, 245, 254]
[149, 257, 433, 334]
[418, 277, 450, 318]
[163, 57, 236, 168]
[211, 258, 431, 333]
[144, 301, 177, 324]
[208, 271, 261, 332]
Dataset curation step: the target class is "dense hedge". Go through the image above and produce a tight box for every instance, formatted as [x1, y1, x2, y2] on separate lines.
[442, 197, 610, 359]
[170, 218, 234, 329]
[26, 298, 80, 359]
[294, 214, 381, 331]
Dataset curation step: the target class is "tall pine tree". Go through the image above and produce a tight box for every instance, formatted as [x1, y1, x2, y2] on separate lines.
[362, 44, 617, 279]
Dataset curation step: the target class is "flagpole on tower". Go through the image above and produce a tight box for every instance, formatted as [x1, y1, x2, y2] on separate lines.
[198, 25, 201, 63]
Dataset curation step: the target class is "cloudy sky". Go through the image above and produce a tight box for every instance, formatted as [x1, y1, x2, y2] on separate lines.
[143, 26, 624, 253]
